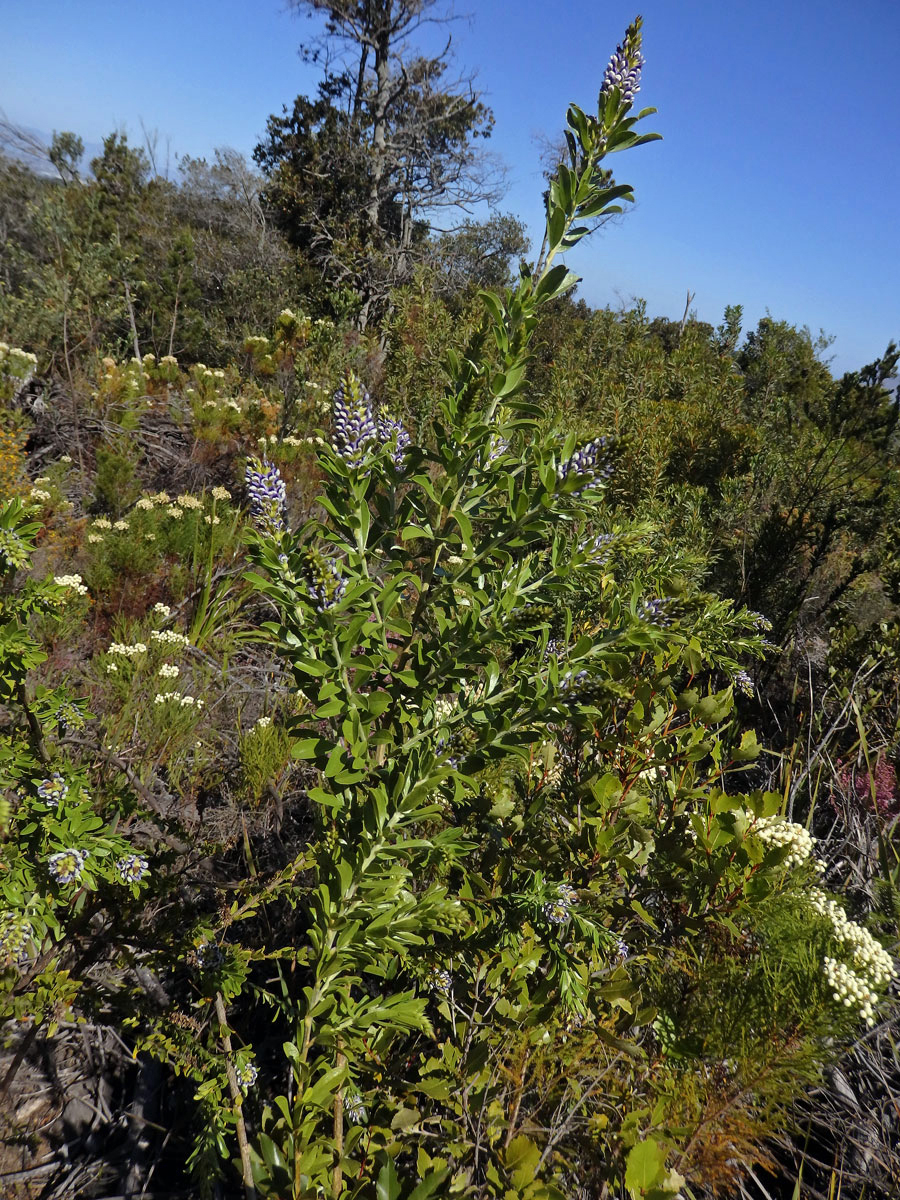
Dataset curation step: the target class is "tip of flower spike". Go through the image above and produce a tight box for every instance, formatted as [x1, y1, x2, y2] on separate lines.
[245, 456, 287, 536]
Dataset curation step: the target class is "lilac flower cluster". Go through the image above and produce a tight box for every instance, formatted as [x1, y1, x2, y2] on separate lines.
[196, 940, 225, 971]
[344, 1092, 367, 1125]
[333, 371, 412, 469]
[557, 437, 613, 493]
[245, 458, 287, 536]
[0, 912, 32, 965]
[428, 966, 453, 994]
[301, 550, 346, 612]
[544, 636, 563, 662]
[579, 531, 615, 562]
[37, 773, 68, 807]
[332, 372, 377, 466]
[600, 26, 645, 106]
[117, 853, 150, 884]
[376, 406, 411, 469]
[733, 670, 754, 697]
[560, 668, 589, 693]
[48, 848, 87, 884]
[235, 1061, 259, 1092]
[543, 884, 578, 926]
[54, 701, 84, 734]
[638, 598, 674, 627]
[613, 937, 630, 963]
[748, 611, 773, 632]
[486, 435, 509, 466]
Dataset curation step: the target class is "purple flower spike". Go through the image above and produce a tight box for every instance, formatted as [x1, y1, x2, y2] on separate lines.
[376, 407, 411, 469]
[733, 670, 754, 697]
[308, 558, 346, 612]
[600, 20, 645, 107]
[245, 457, 287, 536]
[333, 372, 377, 466]
[639, 598, 674, 628]
[558, 437, 614, 494]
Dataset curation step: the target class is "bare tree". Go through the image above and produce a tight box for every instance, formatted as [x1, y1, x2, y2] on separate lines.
[258, 0, 504, 323]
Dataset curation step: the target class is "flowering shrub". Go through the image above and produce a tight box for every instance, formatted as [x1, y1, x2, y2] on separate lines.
[142, 24, 889, 1197]
[0, 500, 156, 1029]
[0, 18, 895, 1200]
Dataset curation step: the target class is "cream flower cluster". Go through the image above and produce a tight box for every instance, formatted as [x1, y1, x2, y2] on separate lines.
[753, 815, 816, 868]
[108, 641, 147, 656]
[151, 629, 189, 647]
[158, 663, 180, 679]
[54, 574, 88, 595]
[210, 486, 231, 501]
[0, 343, 38, 376]
[30, 488, 52, 503]
[153, 602, 171, 618]
[824, 957, 879, 1025]
[808, 888, 895, 989]
[154, 692, 204, 708]
[93, 518, 112, 530]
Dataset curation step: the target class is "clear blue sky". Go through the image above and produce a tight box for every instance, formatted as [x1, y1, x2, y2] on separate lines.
[3, 0, 899, 374]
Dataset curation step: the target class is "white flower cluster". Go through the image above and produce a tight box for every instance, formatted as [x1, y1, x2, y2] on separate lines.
[433, 695, 457, 726]
[210, 486, 231, 501]
[30, 488, 52, 502]
[151, 629, 189, 647]
[88, 534, 104, 544]
[135, 497, 155, 510]
[809, 888, 895, 989]
[176, 494, 203, 510]
[93, 518, 112, 530]
[158, 663, 180, 679]
[154, 692, 204, 708]
[108, 641, 147, 656]
[113, 519, 129, 531]
[54, 574, 88, 595]
[254, 715, 272, 730]
[153, 602, 171, 618]
[824, 957, 879, 1025]
[753, 815, 816, 868]
[0, 343, 38, 377]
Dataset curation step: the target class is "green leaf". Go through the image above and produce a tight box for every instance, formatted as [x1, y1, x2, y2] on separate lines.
[505, 1134, 541, 1190]
[535, 265, 579, 302]
[407, 1168, 451, 1200]
[625, 1139, 667, 1196]
[375, 1154, 402, 1200]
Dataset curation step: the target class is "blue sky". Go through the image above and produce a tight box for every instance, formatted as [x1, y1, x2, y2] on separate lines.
[3, 0, 899, 374]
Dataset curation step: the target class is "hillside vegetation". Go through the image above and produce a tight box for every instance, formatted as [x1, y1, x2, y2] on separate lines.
[1, 11, 899, 1200]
